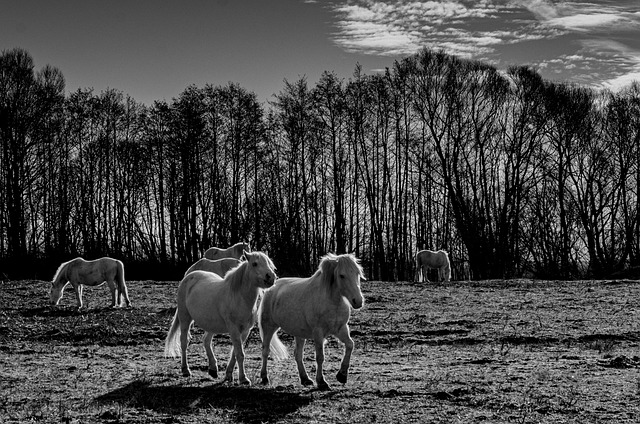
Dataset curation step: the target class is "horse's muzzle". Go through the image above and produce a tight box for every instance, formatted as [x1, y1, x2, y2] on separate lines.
[351, 297, 364, 309]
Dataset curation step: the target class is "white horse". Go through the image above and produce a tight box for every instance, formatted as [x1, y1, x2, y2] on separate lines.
[415, 249, 451, 282]
[184, 258, 242, 277]
[49, 257, 131, 309]
[203, 242, 250, 260]
[164, 250, 276, 385]
[258, 253, 366, 390]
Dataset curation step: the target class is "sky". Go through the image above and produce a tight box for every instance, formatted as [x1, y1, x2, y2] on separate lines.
[2, 0, 640, 106]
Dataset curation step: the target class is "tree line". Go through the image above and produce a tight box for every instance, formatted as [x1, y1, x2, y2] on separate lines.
[1, 47, 639, 280]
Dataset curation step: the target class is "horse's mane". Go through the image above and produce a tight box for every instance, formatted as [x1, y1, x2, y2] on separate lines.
[318, 253, 364, 291]
[51, 258, 76, 284]
[225, 260, 247, 293]
[225, 251, 272, 292]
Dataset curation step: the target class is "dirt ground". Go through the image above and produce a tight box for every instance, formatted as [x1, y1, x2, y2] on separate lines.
[1, 277, 639, 423]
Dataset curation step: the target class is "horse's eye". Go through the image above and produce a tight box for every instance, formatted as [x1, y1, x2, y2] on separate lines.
[252, 262, 257, 267]
[339, 274, 345, 279]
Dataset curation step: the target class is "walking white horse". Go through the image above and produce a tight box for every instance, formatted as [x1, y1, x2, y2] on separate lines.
[415, 249, 451, 282]
[164, 250, 276, 385]
[184, 258, 242, 277]
[203, 242, 250, 260]
[258, 253, 366, 390]
[49, 257, 131, 309]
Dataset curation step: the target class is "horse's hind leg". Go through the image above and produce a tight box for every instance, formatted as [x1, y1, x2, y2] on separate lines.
[203, 332, 218, 379]
[259, 325, 277, 385]
[179, 321, 192, 377]
[107, 280, 118, 307]
[294, 337, 314, 387]
[335, 324, 354, 385]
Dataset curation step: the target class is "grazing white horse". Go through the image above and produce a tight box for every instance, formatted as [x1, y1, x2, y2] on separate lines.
[164, 250, 276, 385]
[258, 253, 366, 390]
[203, 242, 250, 260]
[49, 257, 131, 309]
[415, 249, 451, 282]
[184, 257, 242, 277]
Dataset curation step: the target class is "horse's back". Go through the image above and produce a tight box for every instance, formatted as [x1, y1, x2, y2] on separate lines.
[203, 247, 222, 260]
[263, 275, 344, 338]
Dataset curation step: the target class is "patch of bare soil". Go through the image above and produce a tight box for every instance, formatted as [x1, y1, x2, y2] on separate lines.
[1, 278, 639, 423]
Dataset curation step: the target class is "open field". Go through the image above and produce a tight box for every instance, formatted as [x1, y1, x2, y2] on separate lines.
[1, 277, 639, 423]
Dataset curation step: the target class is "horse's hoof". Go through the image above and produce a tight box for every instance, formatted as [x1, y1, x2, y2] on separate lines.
[261, 377, 270, 385]
[317, 381, 331, 391]
[239, 379, 251, 386]
[182, 368, 192, 377]
[301, 378, 314, 387]
[208, 368, 218, 379]
[336, 371, 348, 384]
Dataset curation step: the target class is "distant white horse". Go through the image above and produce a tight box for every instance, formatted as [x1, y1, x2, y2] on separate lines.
[415, 249, 451, 282]
[49, 257, 131, 309]
[184, 258, 242, 277]
[165, 250, 276, 385]
[203, 242, 250, 260]
[258, 253, 366, 390]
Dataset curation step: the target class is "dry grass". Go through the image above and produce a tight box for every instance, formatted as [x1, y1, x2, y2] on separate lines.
[1, 278, 639, 423]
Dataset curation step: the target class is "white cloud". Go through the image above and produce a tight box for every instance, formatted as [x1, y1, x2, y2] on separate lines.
[547, 13, 628, 31]
[330, 0, 515, 57]
[602, 71, 640, 91]
[329, 0, 640, 90]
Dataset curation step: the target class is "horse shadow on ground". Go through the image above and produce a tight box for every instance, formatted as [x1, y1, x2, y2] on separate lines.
[95, 379, 314, 423]
[20, 305, 131, 318]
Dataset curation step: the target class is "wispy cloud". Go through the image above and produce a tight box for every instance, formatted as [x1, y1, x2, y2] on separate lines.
[330, 0, 544, 58]
[329, 0, 640, 89]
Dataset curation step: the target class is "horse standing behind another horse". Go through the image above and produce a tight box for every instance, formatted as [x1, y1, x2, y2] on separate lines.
[415, 249, 451, 282]
[258, 253, 366, 390]
[49, 257, 131, 309]
[184, 257, 242, 277]
[203, 242, 250, 260]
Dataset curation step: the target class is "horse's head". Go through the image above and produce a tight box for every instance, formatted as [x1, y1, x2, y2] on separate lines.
[49, 282, 64, 306]
[243, 250, 277, 289]
[49, 261, 72, 306]
[321, 253, 366, 309]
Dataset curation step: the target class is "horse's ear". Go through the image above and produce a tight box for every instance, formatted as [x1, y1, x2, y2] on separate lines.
[242, 250, 250, 261]
[360, 275, 367, 282]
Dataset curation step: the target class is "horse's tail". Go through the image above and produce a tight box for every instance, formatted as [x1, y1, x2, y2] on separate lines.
[258, 299, 289, 361]
[268, 333, 289, 361]
[164, 309, 182, 358]
[442, 251, 452, 281]
[116, 260, 131, 306]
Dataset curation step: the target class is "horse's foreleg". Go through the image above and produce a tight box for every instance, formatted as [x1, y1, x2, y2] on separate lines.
[294, 337, 313, 387]
[335, 324, 354, 385]
[74, 284, 84, 310]
[312, 334, 329, 390]
[260, 325, 277, 385]
[203, 332, 218, 379]
[227, 328, 250, 385]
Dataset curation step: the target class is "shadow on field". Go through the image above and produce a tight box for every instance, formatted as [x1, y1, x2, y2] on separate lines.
[96, 379, 313, 423]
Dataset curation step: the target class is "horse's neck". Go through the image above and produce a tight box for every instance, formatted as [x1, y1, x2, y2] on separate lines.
[228, 266, 260, 306]
[53, 263, 69, 285]
[309, 272, 342, 303]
